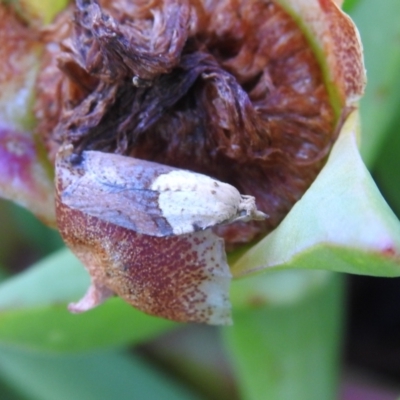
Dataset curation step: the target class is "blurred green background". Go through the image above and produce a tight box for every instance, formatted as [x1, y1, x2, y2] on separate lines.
[1, 0, 400, 399]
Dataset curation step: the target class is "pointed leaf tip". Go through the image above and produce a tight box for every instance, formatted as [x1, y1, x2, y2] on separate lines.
[232, 111, 400, 278]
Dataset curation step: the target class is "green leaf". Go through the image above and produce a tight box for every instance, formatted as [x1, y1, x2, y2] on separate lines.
[0, 249, 90, 309]
[26, 0, 69, 23]
[0, 347, 199, 400]
[0, 249, 177, 352]
[230, 269, 331, 309]
[232, 111, 400, 278]
[0, 377, 27, 400]
[4, 0, 69, 24]
[8, 203, 64, 255]
[349, 0, 400, 165]
[0, 265, 8, 282]
[372, 107, 400, 218]
[223, 273, 344, 400]
[342, 0, 361, 13]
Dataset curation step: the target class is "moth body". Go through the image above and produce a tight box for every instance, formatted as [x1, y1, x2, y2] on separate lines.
[57, 147, 266, 237]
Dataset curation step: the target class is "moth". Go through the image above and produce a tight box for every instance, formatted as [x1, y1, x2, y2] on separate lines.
[55, 145, 266, 324]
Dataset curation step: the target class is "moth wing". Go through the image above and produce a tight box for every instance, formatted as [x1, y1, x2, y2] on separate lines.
[57, 150, 175, 236]
[150, 170, 244, 235]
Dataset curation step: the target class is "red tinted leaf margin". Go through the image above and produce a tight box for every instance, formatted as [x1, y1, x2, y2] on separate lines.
[232, 110, 400, 278]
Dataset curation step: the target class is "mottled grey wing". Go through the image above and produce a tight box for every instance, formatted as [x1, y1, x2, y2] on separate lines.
[59, 150, 176, 237]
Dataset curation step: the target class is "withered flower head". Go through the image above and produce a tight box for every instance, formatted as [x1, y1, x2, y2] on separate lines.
[2, 0, 365, 324]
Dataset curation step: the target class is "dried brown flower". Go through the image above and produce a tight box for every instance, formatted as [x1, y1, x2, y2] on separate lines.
[30, 0, 365, 323]
[35, 0, 359, 244]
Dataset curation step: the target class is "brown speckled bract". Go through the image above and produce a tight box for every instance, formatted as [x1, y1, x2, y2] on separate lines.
[56, 195, 232, 324]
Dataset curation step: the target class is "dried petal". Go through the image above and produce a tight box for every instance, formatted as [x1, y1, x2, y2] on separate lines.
[279, 0, 366, 107]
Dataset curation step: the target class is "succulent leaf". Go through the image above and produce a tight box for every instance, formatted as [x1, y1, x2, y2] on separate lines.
[232, 111, 400, 278]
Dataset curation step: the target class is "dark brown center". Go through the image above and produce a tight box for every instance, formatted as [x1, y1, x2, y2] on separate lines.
[35, 0, 335, 246]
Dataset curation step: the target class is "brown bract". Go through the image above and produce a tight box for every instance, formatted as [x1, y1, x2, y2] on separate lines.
[283, 0, 365, 106]
[56, 176, 232, 324]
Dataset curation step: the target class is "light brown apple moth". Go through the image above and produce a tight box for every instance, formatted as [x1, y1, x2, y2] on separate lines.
[55, 146, 266, 324]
